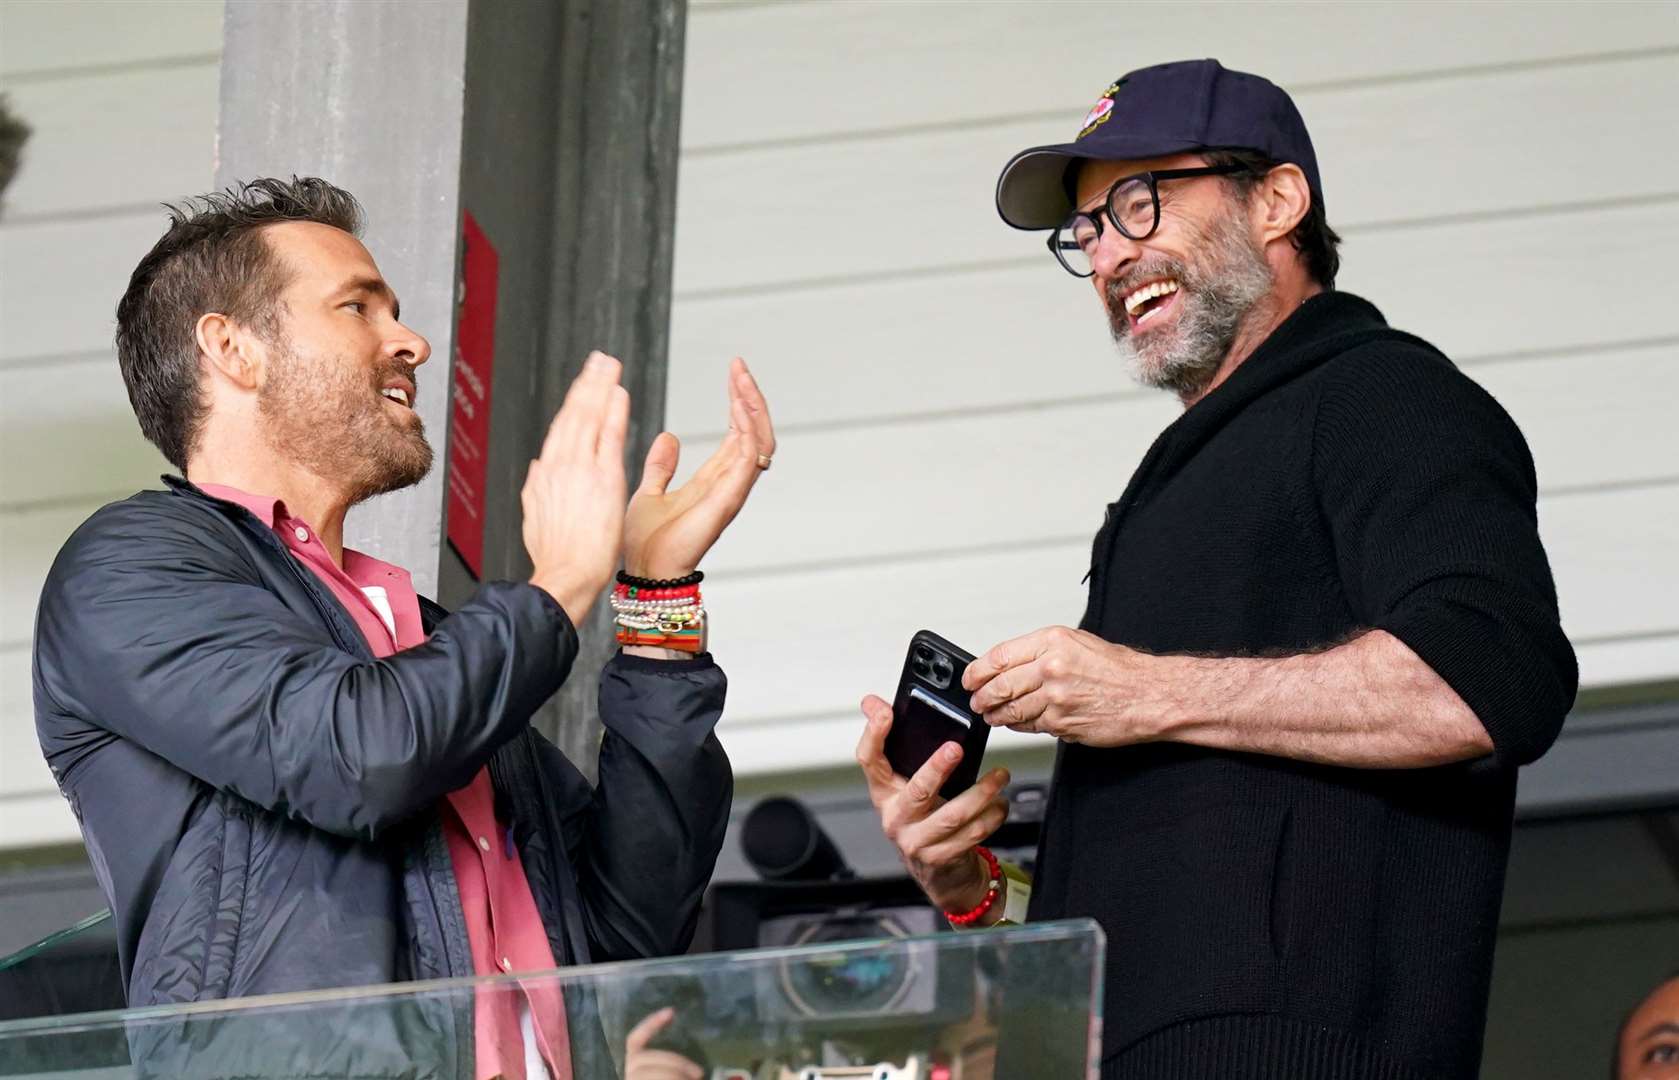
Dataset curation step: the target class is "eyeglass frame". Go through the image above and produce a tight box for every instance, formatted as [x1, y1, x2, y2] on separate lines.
[1047, 163, 1251, 278]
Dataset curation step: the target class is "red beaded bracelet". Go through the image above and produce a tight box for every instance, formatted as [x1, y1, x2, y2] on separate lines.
[943, 846, 1002, 926]
[613, 583, 702, 601]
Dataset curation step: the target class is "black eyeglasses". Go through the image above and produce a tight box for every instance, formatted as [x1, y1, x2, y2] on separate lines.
[1048, 164, 1249, 278]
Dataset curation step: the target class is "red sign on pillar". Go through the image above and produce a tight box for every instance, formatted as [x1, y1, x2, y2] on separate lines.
[446, 211, 498, 579]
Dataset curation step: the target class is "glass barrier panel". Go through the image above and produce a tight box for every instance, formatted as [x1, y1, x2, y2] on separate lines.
[0, 911, 126, 1025]
[0, 919, 1103, 1080]
[0, 912, 116, 976]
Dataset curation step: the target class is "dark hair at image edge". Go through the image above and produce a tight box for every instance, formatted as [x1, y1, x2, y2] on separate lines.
[1204, 148, 1342, 289]
[115, 177, 365, 470]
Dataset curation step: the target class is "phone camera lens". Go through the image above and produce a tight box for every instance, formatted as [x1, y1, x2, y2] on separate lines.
[913, 645, 933, 662]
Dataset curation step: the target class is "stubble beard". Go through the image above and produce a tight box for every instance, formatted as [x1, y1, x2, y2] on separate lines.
[1105, 201, 1276, 401]
[256, 340, 434, 506]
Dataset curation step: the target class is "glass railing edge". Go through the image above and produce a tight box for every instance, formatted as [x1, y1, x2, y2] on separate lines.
[0, 918, 1103, 1038]
[0, 908, 113, 974]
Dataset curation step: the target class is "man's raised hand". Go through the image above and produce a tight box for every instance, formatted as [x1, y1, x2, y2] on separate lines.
[624, 357, 776, 580]
[524, 351, 631, 624]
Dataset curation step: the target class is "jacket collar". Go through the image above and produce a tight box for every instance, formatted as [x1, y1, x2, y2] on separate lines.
[163, 473, 251, 513]
[164, 474, 452, 633]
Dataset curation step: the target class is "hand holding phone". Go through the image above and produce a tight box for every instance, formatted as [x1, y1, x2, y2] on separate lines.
[884, 630, 990, 801]
[856, 635, 1013, 915]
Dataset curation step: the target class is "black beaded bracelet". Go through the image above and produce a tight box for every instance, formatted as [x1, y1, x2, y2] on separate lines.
[616, 570, 704, 589]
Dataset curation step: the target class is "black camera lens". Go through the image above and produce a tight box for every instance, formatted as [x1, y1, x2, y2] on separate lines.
[779, 913, 916, 1019]
[913, 644, 934, 662]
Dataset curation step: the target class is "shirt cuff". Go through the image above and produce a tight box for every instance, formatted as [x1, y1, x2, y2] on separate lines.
[607, 650, 717, 675]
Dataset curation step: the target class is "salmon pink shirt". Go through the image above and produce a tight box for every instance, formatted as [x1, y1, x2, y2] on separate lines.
[200, 484, 570, 1080]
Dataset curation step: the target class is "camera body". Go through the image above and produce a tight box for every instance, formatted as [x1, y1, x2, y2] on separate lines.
[671, 877, 972, 1071]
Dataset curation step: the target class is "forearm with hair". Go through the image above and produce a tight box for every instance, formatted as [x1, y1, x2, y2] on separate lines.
[1155, 629, 1492, 768]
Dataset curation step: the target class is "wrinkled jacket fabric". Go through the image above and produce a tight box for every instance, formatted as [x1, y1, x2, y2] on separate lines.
[32, 478, 732, 1076]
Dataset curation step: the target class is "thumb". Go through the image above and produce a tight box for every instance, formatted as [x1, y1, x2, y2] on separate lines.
[636, 431, 680, 496]
[624, 1006, 677, 1054]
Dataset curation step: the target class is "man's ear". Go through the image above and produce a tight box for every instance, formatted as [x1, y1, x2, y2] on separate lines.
[195, 312, 263, 391]
[1253, 163, 1312, 247]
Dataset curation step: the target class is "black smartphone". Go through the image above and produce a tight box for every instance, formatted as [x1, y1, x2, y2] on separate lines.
[885, 630, 990, 801]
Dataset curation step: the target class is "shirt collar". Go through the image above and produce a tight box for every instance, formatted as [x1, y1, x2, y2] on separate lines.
[191, 479, 414, 586]
[193, 482, 292, 529]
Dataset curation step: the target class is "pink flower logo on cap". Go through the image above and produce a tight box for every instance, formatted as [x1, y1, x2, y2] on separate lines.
[1079, 97, 1116, 139]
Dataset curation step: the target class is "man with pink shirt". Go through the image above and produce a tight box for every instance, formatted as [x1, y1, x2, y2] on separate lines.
[32, 177, 773, 1077]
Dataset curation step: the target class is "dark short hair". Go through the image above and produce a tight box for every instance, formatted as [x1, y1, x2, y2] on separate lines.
[114, 177, 364, 470]
[1204, 148, 1342, 289]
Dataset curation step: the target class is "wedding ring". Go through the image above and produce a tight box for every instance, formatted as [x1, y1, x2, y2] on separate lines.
[755, 454, 773, 471]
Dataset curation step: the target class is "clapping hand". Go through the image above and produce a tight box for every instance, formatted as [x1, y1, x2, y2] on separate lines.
[624, 358, 776, 580]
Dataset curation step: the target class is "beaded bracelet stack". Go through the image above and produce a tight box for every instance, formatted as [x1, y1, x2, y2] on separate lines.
[611, 571, 706, 653]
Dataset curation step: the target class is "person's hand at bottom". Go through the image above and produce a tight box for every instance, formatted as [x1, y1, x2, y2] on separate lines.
[623, 1007, 704, 1080]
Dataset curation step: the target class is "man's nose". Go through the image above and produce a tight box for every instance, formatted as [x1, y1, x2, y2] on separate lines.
[389, 323, 432, 368]
[1091, 224, 1143, 282]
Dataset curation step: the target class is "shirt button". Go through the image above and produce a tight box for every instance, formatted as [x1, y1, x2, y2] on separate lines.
[476, 835, 491, 852]
[499, 957, 512, 972]
[293, 526, 310, 543]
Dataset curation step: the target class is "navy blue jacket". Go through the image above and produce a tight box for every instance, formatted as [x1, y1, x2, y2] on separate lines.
[32, 478, 731, 1075]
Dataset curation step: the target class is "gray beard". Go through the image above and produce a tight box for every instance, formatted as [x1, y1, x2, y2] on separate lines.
[1106, 202, 1275, 400]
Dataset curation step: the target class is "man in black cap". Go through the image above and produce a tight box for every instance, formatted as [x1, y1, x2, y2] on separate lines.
[856, 59, 1577, 1077]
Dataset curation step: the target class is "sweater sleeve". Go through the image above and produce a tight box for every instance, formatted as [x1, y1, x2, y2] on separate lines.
[1311, 345, 1577, 765]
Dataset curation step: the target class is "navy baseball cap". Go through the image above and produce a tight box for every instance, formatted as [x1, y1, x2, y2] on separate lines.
[996, 58, 1323, 230]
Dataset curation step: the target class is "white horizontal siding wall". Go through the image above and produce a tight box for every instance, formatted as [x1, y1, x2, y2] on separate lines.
[673, 1, 1679, 774]
[1, 1, 1675, 853]
[0, 0, 221, 847]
